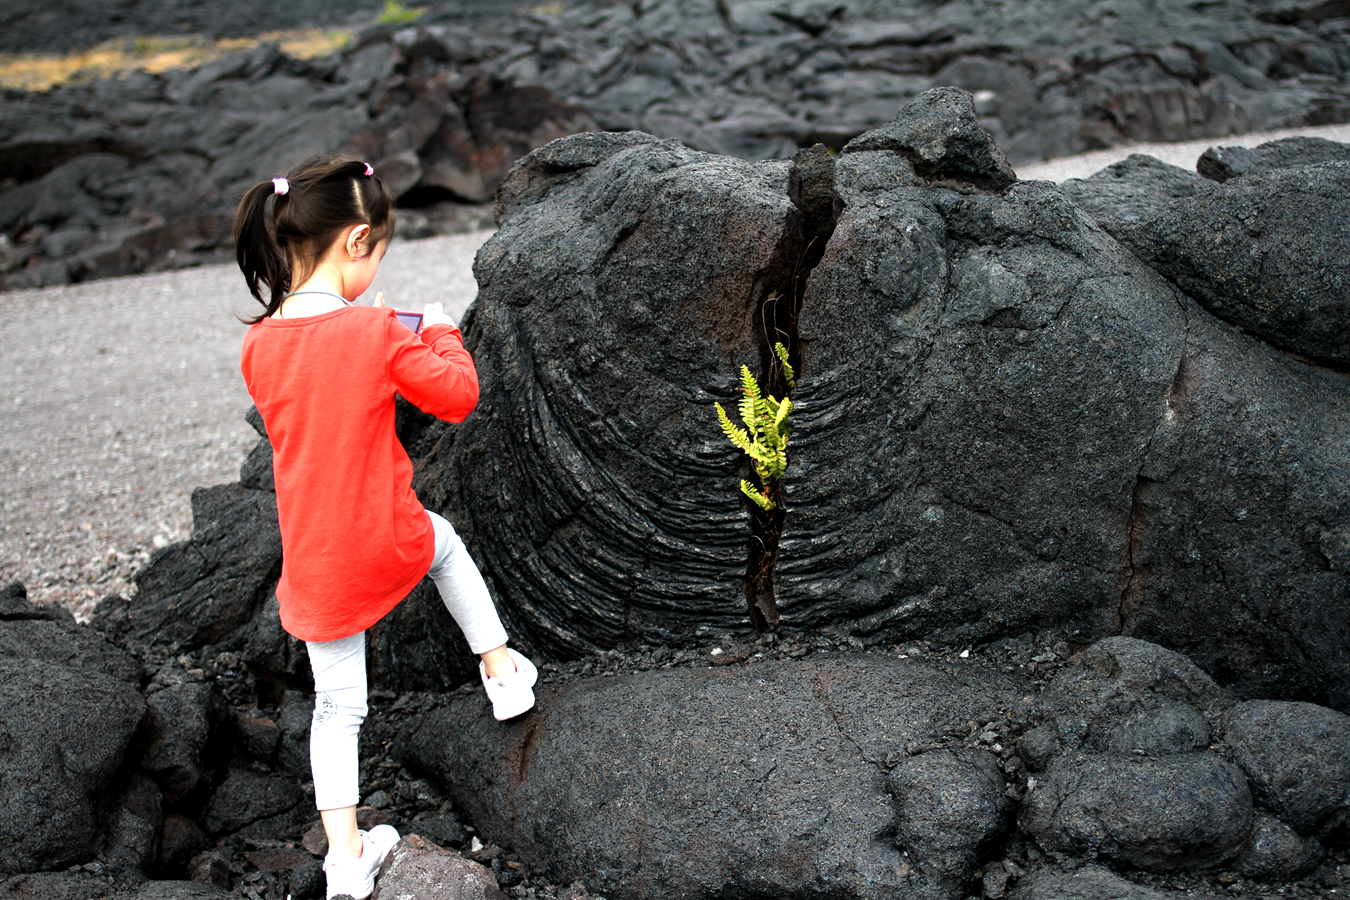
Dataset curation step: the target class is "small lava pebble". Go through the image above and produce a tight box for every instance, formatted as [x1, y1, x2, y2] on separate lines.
[290, 859, 324, 899]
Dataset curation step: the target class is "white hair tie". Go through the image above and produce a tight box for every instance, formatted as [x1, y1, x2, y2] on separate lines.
[272, 177, 289, 196]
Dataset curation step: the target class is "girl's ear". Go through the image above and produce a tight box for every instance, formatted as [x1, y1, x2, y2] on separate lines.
[345, 223, 372, 258]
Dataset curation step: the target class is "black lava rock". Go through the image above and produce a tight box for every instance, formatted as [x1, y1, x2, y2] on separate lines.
[1020, 750, 1253, 872]
[0, 657, 147, 874]
[1236, 813, 1325, 882]
[98, 484, 282, 652]
[202, 769, 303, 839]
[777, 134, 1187, 650]
[1198, 136, 1350, 182]
[1008, 864, 1179, 900]
[843, 87, 1018, 190]
[140, 671, 232, 810]
[888, 748, 1012, 898]
[1058, 153, 1214, 237]
[1116, 162, 1350, 368]
[1226, 699, 1350, 837]
[396, 653, 1020, 900]
[1030, 637, 1232, 756]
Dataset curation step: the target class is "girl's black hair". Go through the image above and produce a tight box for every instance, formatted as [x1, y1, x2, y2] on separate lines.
[233, 153, 395, 323]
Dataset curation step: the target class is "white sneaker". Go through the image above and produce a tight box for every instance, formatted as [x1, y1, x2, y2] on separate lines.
[480, 648, 538, 720]
[323, 824, 400, 900]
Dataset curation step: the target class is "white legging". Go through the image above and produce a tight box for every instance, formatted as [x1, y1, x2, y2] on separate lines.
[305, 510, 508, 810]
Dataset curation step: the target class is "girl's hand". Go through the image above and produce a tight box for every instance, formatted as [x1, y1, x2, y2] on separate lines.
[373, 292, 386, 308]
[423, 302, 455, 329]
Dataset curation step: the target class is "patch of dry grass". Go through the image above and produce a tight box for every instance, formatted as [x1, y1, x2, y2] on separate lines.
[378, 0, 425, 24]
[0, 29, 354, 93]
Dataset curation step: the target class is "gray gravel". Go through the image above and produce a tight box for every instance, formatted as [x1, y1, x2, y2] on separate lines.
[5, 122, 1349, 621]
[0, 229, 491, 619]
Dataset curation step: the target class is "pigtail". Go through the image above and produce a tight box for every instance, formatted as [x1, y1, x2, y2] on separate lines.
[232, 154, 396, 325]
[351, 161, 395, 247]
[233, 181, 291, 323]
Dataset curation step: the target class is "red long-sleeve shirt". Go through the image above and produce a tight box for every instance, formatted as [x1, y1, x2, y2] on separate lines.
[240, 305, 478, 642]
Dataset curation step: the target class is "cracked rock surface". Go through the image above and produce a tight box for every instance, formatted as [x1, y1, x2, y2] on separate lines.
[395, 652, 1021, 900]
[391, 635, 1350, 900]
[779, 106, 1189, 648]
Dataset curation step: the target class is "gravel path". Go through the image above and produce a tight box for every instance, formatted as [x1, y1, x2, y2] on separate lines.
[5, 122, 1349, 620]
[0, 230, 492, 619]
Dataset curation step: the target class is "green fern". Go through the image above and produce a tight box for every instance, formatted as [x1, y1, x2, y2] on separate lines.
[775, 341, 795, 389]
[714, 342, 794, 511]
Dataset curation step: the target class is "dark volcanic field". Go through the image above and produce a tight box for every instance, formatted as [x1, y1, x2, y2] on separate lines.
[5, 3, 1350, 900]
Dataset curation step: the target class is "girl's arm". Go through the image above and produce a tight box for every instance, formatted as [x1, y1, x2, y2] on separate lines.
[384, 312, 479, 423]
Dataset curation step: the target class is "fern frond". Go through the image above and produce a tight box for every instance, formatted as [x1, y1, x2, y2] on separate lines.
[757, 446, 786, 481]
[774, 341, 795, 388]
[744, 442, 776, 469]
[741, 479, 775, 511]
[752, 394, 774, 429]
[739, 366, 761, 403]
[717, 355, 793, 513]
[738, 395, 758, 436]
[758, 420, 782, 457]
[715, 403, 754, 455]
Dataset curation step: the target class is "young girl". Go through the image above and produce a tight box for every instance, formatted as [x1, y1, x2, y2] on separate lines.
[234, 154, 536, 900]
